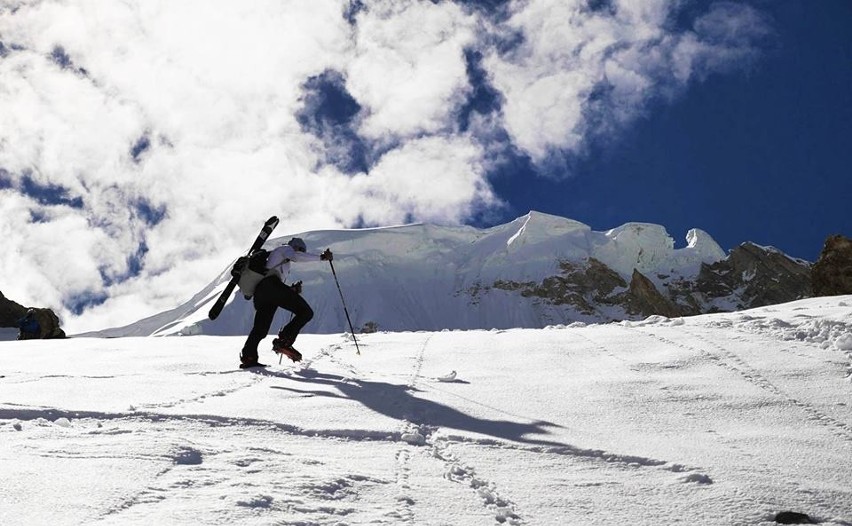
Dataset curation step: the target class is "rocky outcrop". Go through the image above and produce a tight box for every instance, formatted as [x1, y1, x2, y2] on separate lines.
[812, 234, 852, 295]
[0, 290, 28, 327]
[483, 243, 813, 322]
[625, 269, 682, 318]
[492, 258, 627, 314]
[0, 290, 66, 339]
[691, 242, 812, 311]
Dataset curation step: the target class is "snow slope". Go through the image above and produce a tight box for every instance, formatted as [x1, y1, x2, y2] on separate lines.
[89, 211, 728, 338]
[2, 297, 851, 525]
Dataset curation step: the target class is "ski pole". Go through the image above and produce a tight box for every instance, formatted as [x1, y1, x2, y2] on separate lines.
[328, 260, 361, 355]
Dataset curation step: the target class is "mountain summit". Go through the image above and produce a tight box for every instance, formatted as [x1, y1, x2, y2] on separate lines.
[91, 212, 811, 337]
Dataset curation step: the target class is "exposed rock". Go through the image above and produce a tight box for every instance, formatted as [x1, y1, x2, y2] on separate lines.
[0, 290, 27, 327]
[492, 258, 627, 315]
[812, 234, 852, 296]
[624, 269, 682, 318]
[485, 243, 813, 322]
[31, 308, 66, 339]
[692, 242, 812, 310]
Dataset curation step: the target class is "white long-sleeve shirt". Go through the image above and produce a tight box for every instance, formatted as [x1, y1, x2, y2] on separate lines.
[264, 244, 322, 283]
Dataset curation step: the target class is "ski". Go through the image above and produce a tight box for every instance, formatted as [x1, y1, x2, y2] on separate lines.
[208, 216, 280, 320]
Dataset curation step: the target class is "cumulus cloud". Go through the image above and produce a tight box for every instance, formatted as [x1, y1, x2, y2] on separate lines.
[0, 0, 771, 332]
[484, 0, 771, 161]
[345, 135, 495, 225]
[346, 0, 477, 140]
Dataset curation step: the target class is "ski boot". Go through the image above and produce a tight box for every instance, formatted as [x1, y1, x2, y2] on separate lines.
[272, 337, 302, 362]
[239, 351, 266, 369]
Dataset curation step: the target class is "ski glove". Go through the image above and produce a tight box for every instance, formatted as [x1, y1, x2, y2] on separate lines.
[320, 249, 333, 261]
[290, 280, 302, 294]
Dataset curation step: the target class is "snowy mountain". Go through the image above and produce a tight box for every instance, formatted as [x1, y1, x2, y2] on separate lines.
[89, 211, 811, 338]
[2, 297, 852, 524]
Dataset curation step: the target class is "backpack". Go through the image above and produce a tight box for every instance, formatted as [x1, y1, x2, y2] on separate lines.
[18, 313, 41, 339]
[232, 248, 271, 299]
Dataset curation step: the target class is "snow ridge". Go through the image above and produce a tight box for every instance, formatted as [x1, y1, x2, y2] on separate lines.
[89, 211, 733, 338]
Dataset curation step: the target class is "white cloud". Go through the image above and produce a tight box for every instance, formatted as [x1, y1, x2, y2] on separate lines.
[351, 135, 497, 225]
[484, 0, 771, 161]
[347, 1, 476, 140]
[0, 0, 771, 332]
[0, 191, 104, 306]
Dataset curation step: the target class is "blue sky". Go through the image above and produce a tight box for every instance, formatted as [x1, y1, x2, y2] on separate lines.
[1, 0, 849, 331]
[483, 0, 852, 260]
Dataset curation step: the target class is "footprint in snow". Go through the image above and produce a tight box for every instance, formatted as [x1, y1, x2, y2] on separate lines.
[173, 446, 203, 465]
[401, 432, 426, 445]
[681, 473, 713, 484]
[236, 495, 274, 508]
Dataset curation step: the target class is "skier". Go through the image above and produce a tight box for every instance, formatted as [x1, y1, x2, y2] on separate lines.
[240, 237, 333, 368]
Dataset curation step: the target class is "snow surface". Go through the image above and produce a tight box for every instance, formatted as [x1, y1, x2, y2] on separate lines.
[3, 297, 851, 525]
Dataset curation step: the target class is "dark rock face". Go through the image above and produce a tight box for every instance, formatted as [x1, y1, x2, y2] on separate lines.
[0, 290, 66, 339]
[492, 258, 628, 315]
[482, 242, 814, 322]
[31, 308, 66, 339]
[691, 242, 812, 311]
[0, 290, 28, 327]
[812, 234, 852, 296]
[625, 269, 682, 318]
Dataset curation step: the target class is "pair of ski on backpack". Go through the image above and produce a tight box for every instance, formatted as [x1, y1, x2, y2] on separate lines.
[208, 216, 280, 321]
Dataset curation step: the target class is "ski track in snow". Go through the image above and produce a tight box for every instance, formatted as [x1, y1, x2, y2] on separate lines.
[630, 326, 852, 443]
[392, 335, 431, 524]
[134, 374, 266, 411]
[368, 334, 526, 525]
[415, 336, 521, 524]
[131, 337, 357, 413]
[727, 318, 852, 380]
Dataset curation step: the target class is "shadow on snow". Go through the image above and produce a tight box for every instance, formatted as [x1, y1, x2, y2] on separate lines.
[271, 369, 566, 448]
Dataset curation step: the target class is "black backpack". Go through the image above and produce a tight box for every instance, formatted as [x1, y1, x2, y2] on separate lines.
[232, 248, 271, 299]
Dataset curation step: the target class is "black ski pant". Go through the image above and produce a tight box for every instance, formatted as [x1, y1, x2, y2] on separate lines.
[241, 276, 313, 359]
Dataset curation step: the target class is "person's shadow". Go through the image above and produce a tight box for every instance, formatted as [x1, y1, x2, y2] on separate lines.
[271, 369, 565, 447]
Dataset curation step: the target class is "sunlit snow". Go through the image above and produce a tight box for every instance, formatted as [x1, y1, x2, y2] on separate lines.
[2, 297, 851, 524]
